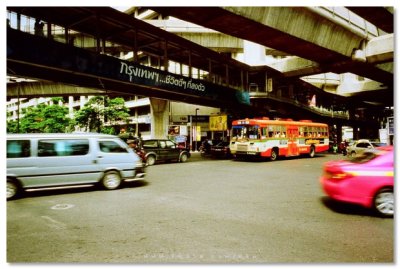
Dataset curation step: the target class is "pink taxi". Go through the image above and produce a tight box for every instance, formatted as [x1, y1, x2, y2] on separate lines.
[320, 146, 394, 217]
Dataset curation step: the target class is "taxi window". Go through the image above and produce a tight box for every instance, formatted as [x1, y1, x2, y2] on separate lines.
[357, 142, 370, 148]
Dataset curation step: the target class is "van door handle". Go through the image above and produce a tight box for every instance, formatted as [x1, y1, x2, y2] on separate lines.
[93, 156, 103, 164]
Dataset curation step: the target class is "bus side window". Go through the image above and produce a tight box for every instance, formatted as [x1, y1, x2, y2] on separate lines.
[281, 127, 286, 138]
[299, 127, 304, 137]
[261, 127, 267, 139]
[268, 126, 274, 138]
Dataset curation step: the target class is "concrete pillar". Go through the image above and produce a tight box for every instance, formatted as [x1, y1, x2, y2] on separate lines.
[353, 125, 360, 140]
[150, 98, 169, 139]
[80, 96, 86, 109]
[336, 123, 343, 142]
[68, 96, 74, 116]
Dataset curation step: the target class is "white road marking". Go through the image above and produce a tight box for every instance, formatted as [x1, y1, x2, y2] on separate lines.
[51, 203, 75, 210]
[41, 215, 67, 230]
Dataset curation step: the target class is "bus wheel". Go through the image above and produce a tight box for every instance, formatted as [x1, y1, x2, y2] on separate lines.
[309, 145, 315, 158]
[270, 148, 278, 161]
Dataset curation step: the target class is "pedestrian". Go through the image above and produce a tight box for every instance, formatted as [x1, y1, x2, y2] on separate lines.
[34, 19, 44, 36]
[333, 139, 338, 154]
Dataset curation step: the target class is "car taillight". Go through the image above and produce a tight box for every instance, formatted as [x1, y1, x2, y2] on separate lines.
[324, 169, 353, 180]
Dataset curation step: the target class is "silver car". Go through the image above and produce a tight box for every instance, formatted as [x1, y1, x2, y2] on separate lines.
[346, 139, 387, 157]
[7, 133, 146, 200]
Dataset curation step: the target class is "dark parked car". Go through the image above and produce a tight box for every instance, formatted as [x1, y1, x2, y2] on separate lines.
[210, 141, 232, 158]
[142, 139, 191, 165]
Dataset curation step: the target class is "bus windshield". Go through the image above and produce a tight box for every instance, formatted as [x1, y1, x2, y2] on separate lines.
[232, 125, 259, 140]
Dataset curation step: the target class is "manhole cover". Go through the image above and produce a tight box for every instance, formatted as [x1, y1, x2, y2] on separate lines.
[51, 204, 75, 210]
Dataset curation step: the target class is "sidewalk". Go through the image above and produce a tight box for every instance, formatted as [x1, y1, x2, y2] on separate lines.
[189, 151, 202, 161]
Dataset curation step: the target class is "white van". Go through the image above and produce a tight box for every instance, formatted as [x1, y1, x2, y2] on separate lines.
[7, 133, 146, 200]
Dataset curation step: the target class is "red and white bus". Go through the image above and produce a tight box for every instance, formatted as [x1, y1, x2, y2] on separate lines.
[230, 118, 329, 160]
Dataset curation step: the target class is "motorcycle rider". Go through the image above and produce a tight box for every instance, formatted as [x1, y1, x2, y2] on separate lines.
[127, 139, 139, 150]
[128, 139, 146, 164]
[200, 139, 211, 154]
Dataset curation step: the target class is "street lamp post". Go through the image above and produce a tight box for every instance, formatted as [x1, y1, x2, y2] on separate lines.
[195, 108, 199, 151]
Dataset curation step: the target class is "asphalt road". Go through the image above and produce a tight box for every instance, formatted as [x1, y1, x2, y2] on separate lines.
[6, 152, 394, 263]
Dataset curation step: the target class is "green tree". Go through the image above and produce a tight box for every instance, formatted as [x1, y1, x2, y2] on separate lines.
[42, 105, 71, 132]
[11, 103, 71, 133]
[74, 96, 129, 133]
[7, 119, 19, 133]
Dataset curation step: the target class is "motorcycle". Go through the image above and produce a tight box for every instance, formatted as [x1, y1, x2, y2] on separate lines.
[135, 148, 147, 165]
[199, 144, 211, 157]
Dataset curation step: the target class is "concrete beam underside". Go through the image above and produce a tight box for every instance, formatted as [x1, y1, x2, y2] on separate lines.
[154, 16, 392, 79]
[224, 7, 363, 57]
[7, 82, 104, 98]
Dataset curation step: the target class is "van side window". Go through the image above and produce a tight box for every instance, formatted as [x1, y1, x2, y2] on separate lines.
[99, 140, 128, 153]
[7, 140, 31, 158]
[38, 139, 89, 157]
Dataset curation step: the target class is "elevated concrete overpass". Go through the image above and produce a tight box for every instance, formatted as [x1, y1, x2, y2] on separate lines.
[149, 7, 393, 99]
[7, 7, 257, 111]
[347, 7, 393, 33]
[141, 17, 393, 105]
[6, 6, 393, 132]
[6, 7, 350, 109]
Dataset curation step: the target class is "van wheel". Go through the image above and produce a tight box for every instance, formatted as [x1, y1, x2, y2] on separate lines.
[146, 155, 156, 166]
[373, 188, 394, 217]
[102, 171, 122, 190]
[7, 179, 20, 200]
[180, 153, 188, 163]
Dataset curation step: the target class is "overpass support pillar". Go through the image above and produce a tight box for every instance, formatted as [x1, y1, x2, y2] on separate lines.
[336, 123, 343, 142]
[353, 125, 360, 140]
[150, 98, 169, 139]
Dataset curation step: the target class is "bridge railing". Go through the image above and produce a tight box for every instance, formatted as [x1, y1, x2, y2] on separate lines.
[249, 90, 350, 120]
[312, 7, 381, 39]
[7, 10, 247, 95]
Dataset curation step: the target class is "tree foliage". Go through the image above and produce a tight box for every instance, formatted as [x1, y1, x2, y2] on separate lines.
[7, 103, 71, 133]
[74, 96, 129, 133]
[7, 96, 129, 134]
